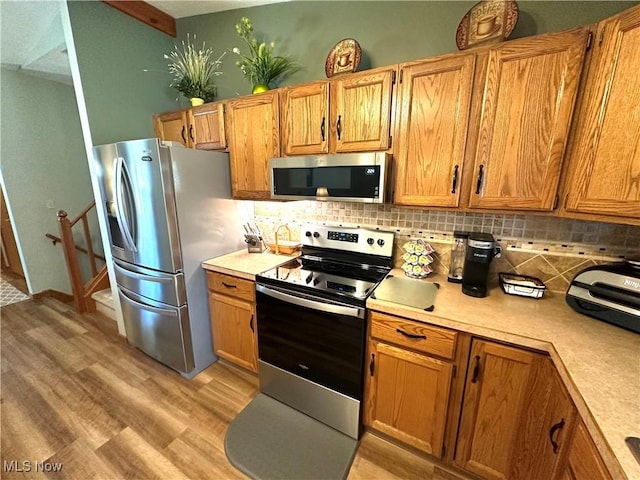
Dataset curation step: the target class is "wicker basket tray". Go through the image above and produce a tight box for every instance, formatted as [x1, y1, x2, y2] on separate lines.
[266, 240, 301, 255]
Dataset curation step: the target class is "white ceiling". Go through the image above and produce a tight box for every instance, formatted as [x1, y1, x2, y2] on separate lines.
[0, 1, 72, 85]
[147, 0, 291, 19]
[0, 0, 290, 86]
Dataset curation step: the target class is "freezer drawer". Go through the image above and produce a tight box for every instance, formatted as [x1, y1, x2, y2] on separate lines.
[118, 286, 194, 374]
[113, 258, 186, 307]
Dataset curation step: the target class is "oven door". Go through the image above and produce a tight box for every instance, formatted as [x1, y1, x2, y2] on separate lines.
[256, 283, 366, 400]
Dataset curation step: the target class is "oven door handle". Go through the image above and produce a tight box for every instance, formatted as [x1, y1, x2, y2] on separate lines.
[256, 284, 365, 319]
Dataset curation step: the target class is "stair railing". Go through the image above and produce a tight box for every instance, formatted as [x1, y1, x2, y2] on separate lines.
[45, 202, 110, 312]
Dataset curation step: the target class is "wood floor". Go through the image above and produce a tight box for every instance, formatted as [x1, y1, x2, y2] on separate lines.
[1, 297, 450, 480]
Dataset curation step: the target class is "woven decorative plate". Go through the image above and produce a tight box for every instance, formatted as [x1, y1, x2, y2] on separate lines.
[325, 38, 362, 78]
[456, 0, 519, 50]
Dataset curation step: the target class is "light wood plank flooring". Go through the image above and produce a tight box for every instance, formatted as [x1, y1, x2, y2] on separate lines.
[1, 297, 451, 480]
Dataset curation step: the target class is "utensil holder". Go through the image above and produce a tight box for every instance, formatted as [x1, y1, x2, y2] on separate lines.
[245, 234, 265, 253]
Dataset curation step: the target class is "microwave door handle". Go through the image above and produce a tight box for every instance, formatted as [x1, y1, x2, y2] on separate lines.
[113, 157, 137, 253]
[256, 284, 364, 319]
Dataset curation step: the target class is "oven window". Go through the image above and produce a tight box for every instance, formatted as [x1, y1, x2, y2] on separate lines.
[256, 290, 366, 399]
[273, 166, 381, 198]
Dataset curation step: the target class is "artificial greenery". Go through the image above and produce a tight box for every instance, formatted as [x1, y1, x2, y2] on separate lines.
[232, 17, 299, 89]
[166, 34, 224, 102]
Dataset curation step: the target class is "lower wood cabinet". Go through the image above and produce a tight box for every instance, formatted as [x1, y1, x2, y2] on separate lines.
[454, 339, 577, 480]
[364, 311, 462, 458]
[206, 271, 257, 373]
[364, 312, 591, 480]
[564, 420, 613, 480]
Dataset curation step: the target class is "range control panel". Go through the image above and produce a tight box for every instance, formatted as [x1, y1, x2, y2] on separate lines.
[301, 224, 394, 257]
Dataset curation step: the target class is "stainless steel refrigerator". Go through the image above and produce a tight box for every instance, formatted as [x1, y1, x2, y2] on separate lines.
[93, 138, 247, 378]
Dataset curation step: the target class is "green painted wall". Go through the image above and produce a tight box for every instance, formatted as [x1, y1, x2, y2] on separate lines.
[177, 0, 637, 99]
[0, 68, 94, 294]
[66, 1, 178, 145]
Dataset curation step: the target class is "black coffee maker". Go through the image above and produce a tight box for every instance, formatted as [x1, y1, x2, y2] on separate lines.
[462, 232, 501, 298]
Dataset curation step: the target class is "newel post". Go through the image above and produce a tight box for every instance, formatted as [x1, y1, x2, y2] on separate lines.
[57, 210, 86, 312]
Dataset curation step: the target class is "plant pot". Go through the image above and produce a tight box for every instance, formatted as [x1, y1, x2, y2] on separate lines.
[190, 97, 205, 106]
[252, 84, 270, 94]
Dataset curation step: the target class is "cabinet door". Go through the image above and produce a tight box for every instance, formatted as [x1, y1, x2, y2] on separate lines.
[364, 341, 453, 457]
[455, 340, 536, 479]
[189, 102, 227, 150]
[564, 6, 640, 221]
[394, 54, 475, 207]
[281, 82, 329, 155]
[469, 28, 589, 211]
[330, 69, 395, 153]
[226, 91, 280, 199]
[509, 358, 577, 480]
[565, 420, 613, 480]
[209, 292, 257, 373]
[153, 110, 189, 147]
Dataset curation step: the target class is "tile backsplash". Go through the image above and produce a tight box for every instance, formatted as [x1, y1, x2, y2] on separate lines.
[253, 201, 640, 292]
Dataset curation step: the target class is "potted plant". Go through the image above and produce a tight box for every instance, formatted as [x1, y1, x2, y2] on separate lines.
[232, 17, 299, 94]
[166, 34, 225, 106]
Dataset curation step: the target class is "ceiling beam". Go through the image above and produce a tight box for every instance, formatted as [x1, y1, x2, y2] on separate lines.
[102, 1, 176, 37]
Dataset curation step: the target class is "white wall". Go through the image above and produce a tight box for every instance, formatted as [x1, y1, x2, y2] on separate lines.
[0, 68, 94, 294]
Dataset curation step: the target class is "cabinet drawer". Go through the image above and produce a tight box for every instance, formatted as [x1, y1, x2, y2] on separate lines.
[206, 272, 255, 302]
[369, 311, 457, 359]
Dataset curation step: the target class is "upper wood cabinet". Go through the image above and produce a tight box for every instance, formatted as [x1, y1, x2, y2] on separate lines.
[280, 81, 329, 155]
[189, 102, 227, 150]
[562, 6, 640, 223]
[226, 90, 281, 199]
[280, 68, 396, 155]
[468, 27, 590, 211]
[394, 53, 476, 207]
[154, 109, 190, 147]
[153, 102, 227, 150]
[455, 340, 577, 480]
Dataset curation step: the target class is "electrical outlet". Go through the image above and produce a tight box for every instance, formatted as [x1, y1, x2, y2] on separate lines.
[46, 199, 55, 209]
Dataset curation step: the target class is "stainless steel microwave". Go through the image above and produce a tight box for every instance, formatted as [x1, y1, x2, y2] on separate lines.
[269, 152, 390, 203]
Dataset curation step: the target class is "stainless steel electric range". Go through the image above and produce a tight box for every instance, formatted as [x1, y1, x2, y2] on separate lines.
[255, 224, 395, 439]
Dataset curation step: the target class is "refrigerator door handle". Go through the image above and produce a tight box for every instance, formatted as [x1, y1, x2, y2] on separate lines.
[114, 156, 137, 252]
[119, 287, 179, 316]
[113, 259, 173, 283]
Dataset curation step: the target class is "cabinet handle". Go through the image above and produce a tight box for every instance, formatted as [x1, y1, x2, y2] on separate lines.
[181, 126, 186, 144]
[336, 115, 342, 140]
[369, 353, 375, 376]
[549, 418, 565, 454]
[475, 165, 484, 195]
[321, 117, 325, 141]
[189, 124, 194, 142]
[249, 313, 254, 333]
[451, 165, 459, 194]
[471, 355, 481, 383]
[395, 328, 426, 340]
[221, 282, 237, 289]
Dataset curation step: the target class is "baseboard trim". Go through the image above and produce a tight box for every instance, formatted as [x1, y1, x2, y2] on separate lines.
[32, 290, 74, 303]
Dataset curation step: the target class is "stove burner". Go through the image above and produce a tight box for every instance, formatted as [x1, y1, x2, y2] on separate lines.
[256, 225, 394, 306]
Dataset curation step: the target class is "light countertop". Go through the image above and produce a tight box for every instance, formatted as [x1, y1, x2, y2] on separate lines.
[201, 252, 640, 479]
[201, 249, 296, 280]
